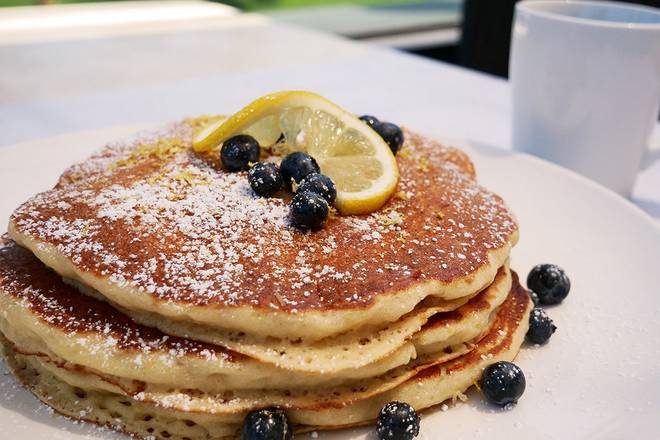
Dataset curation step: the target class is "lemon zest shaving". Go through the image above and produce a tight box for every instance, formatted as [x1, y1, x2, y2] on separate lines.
[375, 210, 404, 226]
[397, 147, 413, 159]
[167, 192, 186, 202]
[173, 170, 208, 186]
[394, 191, 409, 201]
[146, 173, 165, 185]
[111, 137, 187, 170]
[418, 156, 429, 172]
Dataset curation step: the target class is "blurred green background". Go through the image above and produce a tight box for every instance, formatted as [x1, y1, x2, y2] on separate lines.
[1, 0, 105, 5]
[0, 0, 422, 10]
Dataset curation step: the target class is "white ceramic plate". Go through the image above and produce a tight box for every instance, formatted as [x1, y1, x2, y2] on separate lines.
[1, 126, 659, 439]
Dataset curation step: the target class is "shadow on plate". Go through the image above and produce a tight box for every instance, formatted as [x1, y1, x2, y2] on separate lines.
[641, 149, 660, 171]
[630, 198, 660, 219]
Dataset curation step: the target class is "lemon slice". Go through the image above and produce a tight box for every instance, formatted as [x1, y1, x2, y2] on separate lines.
[193, 91, 399, 215]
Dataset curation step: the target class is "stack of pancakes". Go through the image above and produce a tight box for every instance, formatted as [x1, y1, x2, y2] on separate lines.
[0, 119, 531, 439]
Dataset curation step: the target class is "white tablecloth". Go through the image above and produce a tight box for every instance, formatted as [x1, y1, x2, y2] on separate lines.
[1, 3, 658, 220]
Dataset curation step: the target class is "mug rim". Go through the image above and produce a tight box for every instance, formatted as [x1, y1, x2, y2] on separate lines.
[516, 0, 660, 30]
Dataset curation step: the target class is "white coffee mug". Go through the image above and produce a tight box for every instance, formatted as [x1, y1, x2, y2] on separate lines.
[510, 0, 660, 196]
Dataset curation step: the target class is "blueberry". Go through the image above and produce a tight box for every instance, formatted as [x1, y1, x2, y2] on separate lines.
[240, 408, 292, 440]
[376, 401, 420, 440]
[529, 290, 540, 307]
[527, 264, 570, 305]
[290, 191, 329, 229]
[297, 173, 336, 205]
[248, 162, 283, 197]
[374, 122, 404, 155]
[280, 152, 320, 188]
[359, 114, 381, 129]
[221, 135, 260, 171]
[480, 361, 526, 406]
[359, 115, 404, 155]
[526, 307, 556, 344]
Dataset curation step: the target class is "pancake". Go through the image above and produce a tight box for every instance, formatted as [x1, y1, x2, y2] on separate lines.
[62, 275, 471, 373]
[0, 236, 509, 387]
[67, 265, 511, 373]
[412, 268, 511, 355]
[0, 274, 531, 439]
[8, 121, 519, 340]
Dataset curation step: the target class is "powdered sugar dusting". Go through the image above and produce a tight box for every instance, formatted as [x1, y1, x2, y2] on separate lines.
[10, 122, 517, 311]
[0, 238, 238, 362]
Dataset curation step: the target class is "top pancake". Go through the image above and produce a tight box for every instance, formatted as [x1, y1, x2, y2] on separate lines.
[8, 119, 518, 339]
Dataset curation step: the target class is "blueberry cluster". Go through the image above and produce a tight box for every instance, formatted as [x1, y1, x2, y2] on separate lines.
[359, 115, 404, 155]
[219, 135, 335, 230]
[523, 263, 567, 345]
[278, 152, 336, 229]
[479, 264, 569, 408]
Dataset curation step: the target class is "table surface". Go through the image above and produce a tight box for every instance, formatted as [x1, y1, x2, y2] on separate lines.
[0, 1, 658, 221]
